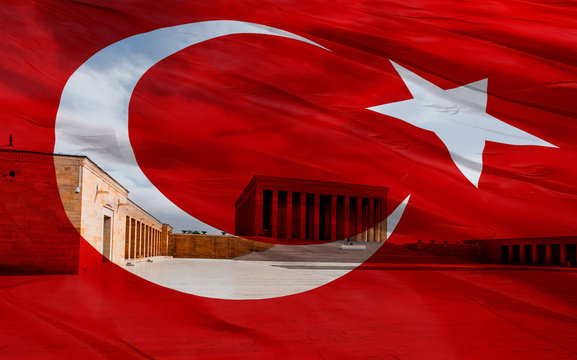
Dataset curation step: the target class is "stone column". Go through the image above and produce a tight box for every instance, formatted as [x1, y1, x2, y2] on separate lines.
[508, 245, 513, 264]
[271, 190, 278, 239]
[300, 192, 306, 240]
[154, 229, 157, 256]
[154, 230, 158, 256]
[148, 226, 151, 257]
[368, 198, 375, 242]
[142, 225, 146, 257]
[151, 228, 154, 256]
[130, 219, 136, 259]
[546, 244, 552, 265]
[561, 244, 567, 266]
[125, 217, 131, 260]
[286, 191, 293, 240]
[532, 244, 538, 264]
[139, 222, 143, 258]
[254, 186, 263, 237]
[152, 228, 155, 256]
[126, 218, 132, 259]
[151, 228, 155, 256]
[344, 196, 350, 241]
[141, 225, 145, 258]
[151, 230, 154, 257]
[314, 193, 320, 241]
[138, 223, 142, 257]
[330, 195, 337, 241]
[373, 201, 380, 243]
[520, 244, 525, 264]
[161, 224, 171, 256]
[133, 222, 138, 258]
[379, 198, 387, 243]
[135, 221, 141, 258]
[145, 225, 149, 257]
[142, 223, 146, 257]
[356, 197, 362, 242]
[134, 221, 140, 258]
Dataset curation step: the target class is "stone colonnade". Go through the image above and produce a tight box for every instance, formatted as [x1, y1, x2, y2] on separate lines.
[235, 176, 389, 242]
[502, 243, 577, 266]
[124, 219, 170, 259]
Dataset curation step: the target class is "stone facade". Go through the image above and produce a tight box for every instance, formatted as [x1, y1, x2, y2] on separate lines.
[169, 234, 273, 259]
[408, 236, 577, 267]
[406, 242, 487, 263]
[54, 153, 171, 265]
[464, 236, 577, 266]
[1, 149, 171, 273]
[235, 175, 388, 242]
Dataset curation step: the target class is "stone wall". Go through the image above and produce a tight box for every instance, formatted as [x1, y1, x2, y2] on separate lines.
[405, 243, 487, 263]
[54, 155, 83, 232]
[408, 238, 577, 266]
[74, 157, 167, 266]
[77, 157, 128, 264]
[465, 237, 577, 265]
[0, 149, 172, 273]
[163, 224, 174, 256]
[122, 200, 167, 261]
[170, 234, 274, 259]
[0, 150, 80, 273]
[2, 149, 273, 273]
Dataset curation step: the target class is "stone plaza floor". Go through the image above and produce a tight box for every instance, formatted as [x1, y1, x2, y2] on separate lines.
[126, 258, 359, 299]
[125, 241, 385, 299]
[125, 243, 479, 299]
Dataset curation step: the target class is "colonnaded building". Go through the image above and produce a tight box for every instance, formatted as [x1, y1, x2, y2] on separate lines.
[465, 237, 577, 267]
[234, 175, 388, 242]
[409, 236, 577, 268]
[0, 149, 172, 273]
[52, 152, 173, 264]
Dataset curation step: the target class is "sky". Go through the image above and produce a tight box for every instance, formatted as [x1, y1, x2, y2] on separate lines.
[52, 21, 323, 233]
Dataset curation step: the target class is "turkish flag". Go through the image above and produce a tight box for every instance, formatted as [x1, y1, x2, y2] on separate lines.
[2, 0, 577, 358]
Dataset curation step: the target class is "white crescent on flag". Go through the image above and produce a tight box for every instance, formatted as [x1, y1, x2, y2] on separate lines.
[53, 20, 410, 299]
[55, 20, 328, 233]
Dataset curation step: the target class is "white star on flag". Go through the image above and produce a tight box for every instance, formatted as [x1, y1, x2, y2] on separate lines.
[368, 61, 557, 187]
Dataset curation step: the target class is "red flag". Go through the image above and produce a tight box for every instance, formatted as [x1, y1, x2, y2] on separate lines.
[2, 0, 577, 358]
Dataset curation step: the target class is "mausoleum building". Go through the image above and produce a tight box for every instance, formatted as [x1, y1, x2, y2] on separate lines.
[234, 175, 388, 242]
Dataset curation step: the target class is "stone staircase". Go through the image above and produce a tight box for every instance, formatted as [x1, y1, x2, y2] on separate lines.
[366, 243, 473, 264]
[236, 242, 472, 264]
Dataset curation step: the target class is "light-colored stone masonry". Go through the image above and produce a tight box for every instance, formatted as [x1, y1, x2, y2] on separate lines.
[54, 154, 168, 265]
[2, 149, 275, 273]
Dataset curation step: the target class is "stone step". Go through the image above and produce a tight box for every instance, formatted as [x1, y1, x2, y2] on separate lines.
[236, 242, 472, 264]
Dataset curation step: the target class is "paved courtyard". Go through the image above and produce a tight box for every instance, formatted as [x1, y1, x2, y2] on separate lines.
[126, 241, 383, 299]
[126, 258, 358, 299]
[126, 243, 476, 299]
